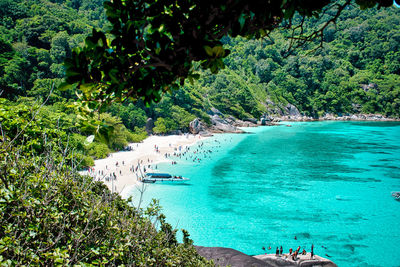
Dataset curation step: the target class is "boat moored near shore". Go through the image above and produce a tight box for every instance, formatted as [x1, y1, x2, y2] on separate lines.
[141, 173, 190, 183]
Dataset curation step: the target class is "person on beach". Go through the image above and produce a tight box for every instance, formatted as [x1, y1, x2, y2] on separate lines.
[302, 249, 306, 255]
[276, 247, 279, 256]
[289, 248, 293, 255]
[311, 244, 314, 259]
[280, 246, 283, 255]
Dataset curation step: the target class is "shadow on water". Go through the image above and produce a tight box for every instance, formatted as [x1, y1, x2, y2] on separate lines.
[369, 164, 400, 170]
[152, 183, 192, 187]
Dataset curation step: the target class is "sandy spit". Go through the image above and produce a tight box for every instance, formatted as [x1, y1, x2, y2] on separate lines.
[81, 134, 207, 196]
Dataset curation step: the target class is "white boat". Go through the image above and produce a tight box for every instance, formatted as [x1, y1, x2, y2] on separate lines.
[141, 173, 189, 183]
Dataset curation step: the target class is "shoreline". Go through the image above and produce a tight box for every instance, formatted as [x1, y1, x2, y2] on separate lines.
[268, 113, 400, 122]
[81, 118, 400, 195]
[79, 121, 395, 267]
[82, 134, 208, 195]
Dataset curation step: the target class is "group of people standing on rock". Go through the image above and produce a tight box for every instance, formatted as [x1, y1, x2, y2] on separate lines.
[266, 244, 314, 261]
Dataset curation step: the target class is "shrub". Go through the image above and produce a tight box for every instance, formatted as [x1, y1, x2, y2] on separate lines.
[87, 142, 110, 159]
[0, 142, 212, 266]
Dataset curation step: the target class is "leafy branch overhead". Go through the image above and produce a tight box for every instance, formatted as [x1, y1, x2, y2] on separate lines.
[62, 0, 396, 109]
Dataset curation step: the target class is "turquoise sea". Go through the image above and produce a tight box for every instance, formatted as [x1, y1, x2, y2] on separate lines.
[128, 121, 400, 267]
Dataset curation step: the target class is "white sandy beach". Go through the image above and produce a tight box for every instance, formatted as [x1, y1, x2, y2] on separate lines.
[82, 134, 207, 195]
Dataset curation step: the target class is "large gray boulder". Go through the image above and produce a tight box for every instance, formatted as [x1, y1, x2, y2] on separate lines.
[254, 253, 338, 267]
[225, 116, 236, 124]
[285, 104, 301, 117]
[244, 118, 258, 124]
[189, 118, 205, 134]
[196, 246, 338, 267]
[209, 115, 244, 133]
[145, 118, 154, 133]
[263, 98, 306, 120]
[211, 114, 225, 125]
[233, 119, 258, 127]
[196, 246, 267, 267]
[213, 122, 242, 132]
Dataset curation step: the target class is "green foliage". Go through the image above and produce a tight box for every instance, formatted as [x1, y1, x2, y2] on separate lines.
[153, 118, 169, 135]
[106, 102, 147, 131]
[170, 106, 196, 130]
[0, 98, 146, 168]
[63, 0, 394, 109]
[129, 127, 148, 143]
[98, 113, 134, 150]
[0, 0, 108, 101]
[210, 5, 400, 118]
[1, 1, 399, 265]
[87, 142, 110, 159]
[0, 141, 212, 265]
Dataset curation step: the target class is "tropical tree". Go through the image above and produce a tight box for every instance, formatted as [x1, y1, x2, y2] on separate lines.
[63, 0, 396, 109]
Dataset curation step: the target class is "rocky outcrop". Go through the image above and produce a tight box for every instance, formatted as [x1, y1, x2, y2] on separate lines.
[244, 118, 258, 124]
[320, 113, 400, 121]
[145, 118, 154, 133]
[232, 119, 258, 127]
[195, 246, 268, 267]
[189, 115, 247, 135]
[262, 99, 309, 121]
[188, 104, 398, 135]
[225, 116, 236, 125]
[259, 114, 281, 125]
[195, 246, 338, 267]
[254, 253, 338, 267]
[285, 104, 301, 117]
[264, 99, 285, 116]
[189, 118, 206, 134]
[266, 113, 400, 122]
[209, 114, 244, 133]
[206, 108, 261, 131]
[261, 98, 400, 121]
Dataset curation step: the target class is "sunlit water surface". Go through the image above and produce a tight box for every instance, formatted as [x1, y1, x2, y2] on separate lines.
[127, 121, 400, 267]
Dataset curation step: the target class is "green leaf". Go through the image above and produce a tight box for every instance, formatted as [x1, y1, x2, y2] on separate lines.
[58, 82, 74, 91]
[204, 46, 213, 56]
[212, 46, 225, 57]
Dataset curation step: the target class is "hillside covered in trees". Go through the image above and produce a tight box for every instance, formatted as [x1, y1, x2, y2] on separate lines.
[1, 0, 399, 146]
[0, 0, 399, 265]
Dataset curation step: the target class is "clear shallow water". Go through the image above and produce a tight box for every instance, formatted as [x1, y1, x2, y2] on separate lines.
[128, 121, 400, 267]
